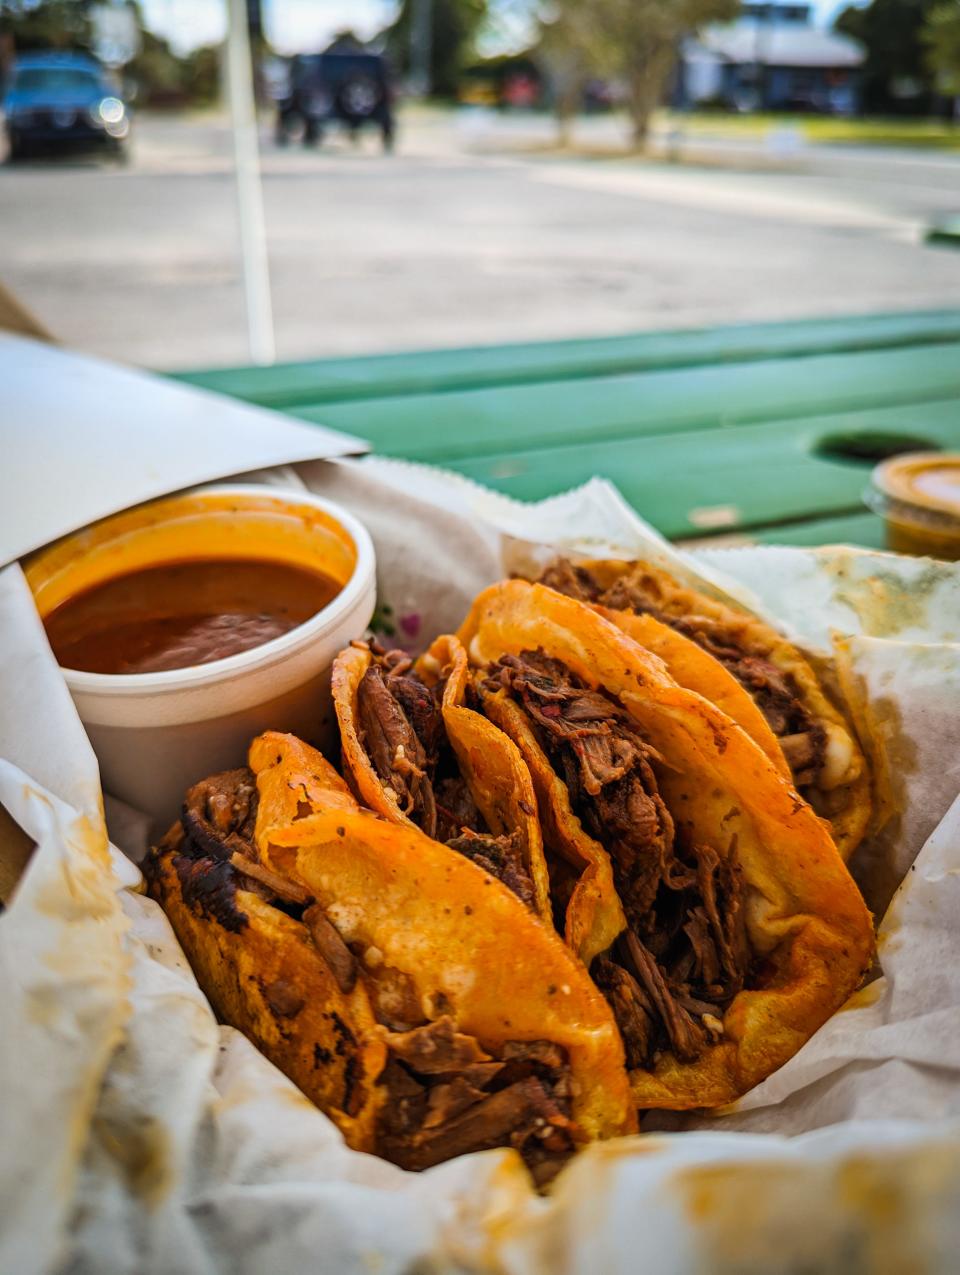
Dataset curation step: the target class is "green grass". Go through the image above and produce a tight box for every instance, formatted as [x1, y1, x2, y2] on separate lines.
[660, 110, 960, 149]
[400, 101, 960, 153]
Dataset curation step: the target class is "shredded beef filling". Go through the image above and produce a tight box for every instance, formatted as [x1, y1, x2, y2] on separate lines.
[446, 829, 536, 911]
[181, 767, 259, 860]
[354, 643, 536, 908]
[164, 767, 362, 992]
[303, 904, 358, 994]
[488, 649, 748, 1068]
[539, 558, 828, 790]
[592, 958, 653, 1069]
[377, 1016, 579, 1179]
[158, 767, 264, 926]
[357, 654, 438, 836]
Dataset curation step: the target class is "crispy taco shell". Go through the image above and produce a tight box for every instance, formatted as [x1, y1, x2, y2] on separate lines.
[259, 806, 634, 1145]
[333, 635, 551, 921]
[594, 608, 790, 780]
[251, 730, 363, 833]
[537, 558, 872, 859]
[148, 731, 634, 1174]
[459, 581, 874, 1110]
[145, 755, 386, 1152]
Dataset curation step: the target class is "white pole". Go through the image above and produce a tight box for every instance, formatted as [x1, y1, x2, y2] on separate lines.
[225, 0, 275, 365]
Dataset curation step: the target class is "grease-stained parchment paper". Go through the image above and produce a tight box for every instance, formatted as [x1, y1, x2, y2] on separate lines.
[2, 458, 959, 1275]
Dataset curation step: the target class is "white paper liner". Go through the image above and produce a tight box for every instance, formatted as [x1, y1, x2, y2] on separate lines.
[2, 461, 959, 1273]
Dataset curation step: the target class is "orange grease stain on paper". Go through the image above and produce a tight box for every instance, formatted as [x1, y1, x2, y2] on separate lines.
[821, 551, 947, 638]
[446, 1138, 671, 1272]
[9, 786, 139, 1210]
[677, 1139, 960, 1273]
[33, 813, 116, 928]
[93, 1114, 174, 1209]
[21, 801, 121, 1029]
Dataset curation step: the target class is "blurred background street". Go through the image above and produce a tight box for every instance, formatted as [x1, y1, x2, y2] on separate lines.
[4, 104, 960, 368]
[2, 0, 960, 370]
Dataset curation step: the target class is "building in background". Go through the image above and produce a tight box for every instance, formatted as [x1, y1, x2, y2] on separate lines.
[676, 1, 864, 114]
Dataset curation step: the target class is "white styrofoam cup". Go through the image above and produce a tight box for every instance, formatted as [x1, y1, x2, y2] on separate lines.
[25, 484, 377, 832]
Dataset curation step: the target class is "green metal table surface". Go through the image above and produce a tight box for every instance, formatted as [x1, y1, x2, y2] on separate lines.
[172, 309, 960, 549]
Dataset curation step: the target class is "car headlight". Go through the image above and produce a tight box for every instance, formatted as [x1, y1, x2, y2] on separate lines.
[88, 97, 128, 138]
[93, 97, 125, 126]
[99, 97, 125, 125]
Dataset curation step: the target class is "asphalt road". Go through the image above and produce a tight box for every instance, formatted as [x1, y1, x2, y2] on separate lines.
[2, 107, 959, 370]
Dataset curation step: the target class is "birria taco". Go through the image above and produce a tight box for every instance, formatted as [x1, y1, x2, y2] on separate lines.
[146, 731, 634, 1179]
[332, 635, 552, 921]
[458, 581, 875, 1111]
[537, 558, 871, 858]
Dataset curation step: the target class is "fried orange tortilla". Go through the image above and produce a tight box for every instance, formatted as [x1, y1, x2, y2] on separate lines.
[333, 635, 551, 921]
[537, 558, 871, 859]
[459, 581, 875, 1111]
[145, 765, 386, 1152]
[147, 732, 635, 1176]
[259, 804, 634, 1147]
[594, 607, 790, 780]
[251, 729, 362, 833]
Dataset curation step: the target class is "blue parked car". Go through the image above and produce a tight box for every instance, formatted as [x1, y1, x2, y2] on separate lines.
[3, 51, 130, 161]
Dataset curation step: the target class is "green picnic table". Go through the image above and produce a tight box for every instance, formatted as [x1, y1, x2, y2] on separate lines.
[173, 308, 960, 550]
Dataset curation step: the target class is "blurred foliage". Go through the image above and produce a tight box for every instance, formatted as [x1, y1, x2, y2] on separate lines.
[127, 27, 184, 103]
[387, 0, 488, 97]
[924, 1, 960, 95]
[836, 0, 941, 113]
[183, 44, 219, 105]
[127, 27, 221, 107]
[0, 0, 222, 106]
[540, 0, 740, 146]
[0, 0, 93, 50]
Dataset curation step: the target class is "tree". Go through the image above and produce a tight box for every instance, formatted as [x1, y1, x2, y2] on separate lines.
[924, 1, 960, 100]
[835, 0, 940, 113]
[386, 0, 488, 98]
[541, 0, 739, 149]
[0, 0, 94, 53]
[126, 27, 187, 104]
[538, 3, 596, 144]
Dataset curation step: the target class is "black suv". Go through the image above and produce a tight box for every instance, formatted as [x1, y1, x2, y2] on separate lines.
[276, 52, 394, 151]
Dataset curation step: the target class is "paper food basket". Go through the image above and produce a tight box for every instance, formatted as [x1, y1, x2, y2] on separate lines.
[2, 338, 960, 1274]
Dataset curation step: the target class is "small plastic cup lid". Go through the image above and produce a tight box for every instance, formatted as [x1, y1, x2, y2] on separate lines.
[867, 453, 960, 528]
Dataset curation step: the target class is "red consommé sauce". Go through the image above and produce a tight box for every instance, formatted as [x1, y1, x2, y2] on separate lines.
[44, 558, 342, 675]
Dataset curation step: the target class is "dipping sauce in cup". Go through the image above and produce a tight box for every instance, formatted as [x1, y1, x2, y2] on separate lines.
[25, 485, 376, 830]
[866, 453, 960, 561]
[43, 557, 344, 675]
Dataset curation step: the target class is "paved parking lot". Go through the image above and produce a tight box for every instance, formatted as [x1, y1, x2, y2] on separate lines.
[3, 107, 960, 370]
